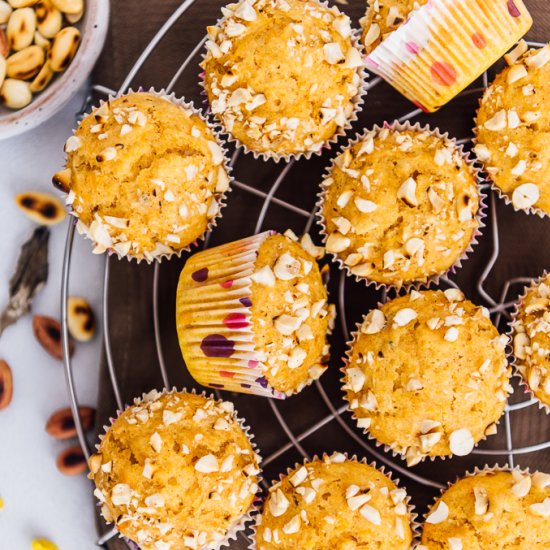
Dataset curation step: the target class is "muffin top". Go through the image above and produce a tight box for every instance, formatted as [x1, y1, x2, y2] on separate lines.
[59, 92, 230, 261]
[512, 273, 550, 409]
[202, 0, 363, 158]
[474, 42, 550, 215]
[321, 126, 480, 287]
[420, 470, 550, 549]
[360, 0, 427, 54]
[250, 232, 333, 394]
[343, 289, 510, 465]
[256, 453, 413, 549]
[88, 390, 260, 550]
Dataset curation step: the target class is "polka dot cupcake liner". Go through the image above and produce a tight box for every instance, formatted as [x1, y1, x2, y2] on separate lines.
[315, 120, 487, 292]
[248, 451, 420, 549]
[339, 304, 510, 467]
[175, 231, 332, 399]
[92, 387, 262, 550]
[508, 271, 550, 415]
[364, 0, 532, 112]
[63, 87, 234, 264]
[198, 0, 368, 163]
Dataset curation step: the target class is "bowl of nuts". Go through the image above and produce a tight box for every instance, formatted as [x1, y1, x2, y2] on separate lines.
[0, 0, 109, 139]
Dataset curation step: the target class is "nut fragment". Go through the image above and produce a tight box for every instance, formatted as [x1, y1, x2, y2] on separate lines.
[449, 428, 474, 456]
[32, 315, 74, 360]
[426, 500, 449, 524]
[29, 59, 53, 91]
[45, 405, 95, 439]
[35, 0, 63, 38]
[56, 444, 87, 475]
[0, 78, 31, 108]
[67, 296, 95, 342]
[6, 44, 44, 79]
[511, 183, 539, 210]
[7, 7, 36, 51]
[15, 191, 66, 225]
[48, 25, 80, 72]
[52, 167, 71, 192]
[0, 359, 13, 411]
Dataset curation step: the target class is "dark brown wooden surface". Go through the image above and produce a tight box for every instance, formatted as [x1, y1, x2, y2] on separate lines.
[92, 1, 550, 547]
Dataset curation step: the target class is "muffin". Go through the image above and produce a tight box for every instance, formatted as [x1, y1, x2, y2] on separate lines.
[255, 453, 415, 549]
[88, 389, 261, 550]
[53, 91, 231, 262]
[474, 42, 550, 217]
[511, 272, 550, 411]
[176, 230, 334, 398]
[419, 468, 550, 549]
[364, 0, 532, 112]
[201, 0, 364, 160]
[360, 0, 427, 55]
[343, 289, 511, 466]
[318, 124, 481, 288]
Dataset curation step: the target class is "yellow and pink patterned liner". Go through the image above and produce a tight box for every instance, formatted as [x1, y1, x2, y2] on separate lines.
[365, 0, 532, 112]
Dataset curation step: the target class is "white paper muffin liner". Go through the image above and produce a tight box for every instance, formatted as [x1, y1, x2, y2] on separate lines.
[176, 231, 334, 399]
[508, 271, 550, 415]
[60, 87, 234, 264]
[91, 387, 262, 550]
[340, 301, 510, 466]
[417, 463, 544, 549]
[248, 451, 420, 549]
[199, 0, 368, 163]
[315, 120, 487, 292]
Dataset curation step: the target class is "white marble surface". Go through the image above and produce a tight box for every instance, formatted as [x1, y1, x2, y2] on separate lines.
[0, 89, 102, 550]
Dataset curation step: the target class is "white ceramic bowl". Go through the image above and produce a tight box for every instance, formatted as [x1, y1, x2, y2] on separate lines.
[0, 0, 110, 140]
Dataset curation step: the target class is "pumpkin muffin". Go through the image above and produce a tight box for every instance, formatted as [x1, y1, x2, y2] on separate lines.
[88, 389, 260, 550]
[202, 0, 364, 159]
[419, 468, 550, 549]
[319, 125, 481, 288]
[474, 42, 550, 216]
[255, 453, 414, 549]
[343, 289, 510, 466]
[360, 0, 427, 55]
[511, 273, 550, 411]
[54, 91, 231, 262]
[177, 230, 333, 398]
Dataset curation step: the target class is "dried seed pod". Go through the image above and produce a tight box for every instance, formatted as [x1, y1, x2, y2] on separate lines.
[45, 405, 95, 439]
[56, 444, 87, 475]
[52, 167, 71, 192]
[0, 56, 6, 89]
[0, 27, 9, 57]
[32, 315, 74, 360]
[0, 1, 13, 24]
[48, 25, 79, 72]
[6, 44, 44, 79]
[7, 7, 36, 51]
[0, 359, 13, 411]
[35, 0, 62, 39]
[51, 0, 81, 15]
[15, 191, 66, 225]
[67, 296, 95, 342]
[0, 78, 32, 109]
[33, 29, 49, 49]
[29, 59, 52, 91]
[8, 0, 38, 7]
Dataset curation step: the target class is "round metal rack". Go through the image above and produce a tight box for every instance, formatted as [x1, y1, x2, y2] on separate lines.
[58, 1, 548, 546]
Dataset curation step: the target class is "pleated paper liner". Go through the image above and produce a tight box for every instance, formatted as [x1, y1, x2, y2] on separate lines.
[508, 271, 550, 415]
[340, 303, 511, 467]
[364, 0, 532, 112]
[198, 0, 368, 162]
[176, 231, 333, 399]
[315, 120, 487, 292]
[91, 387, 262, 550]
[249, 452, 420, 549]
[417, 463, 550, 549]
[61, 87, 233, 264]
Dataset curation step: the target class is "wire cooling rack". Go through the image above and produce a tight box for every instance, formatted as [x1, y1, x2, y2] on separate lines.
[58, 0, 549, 547]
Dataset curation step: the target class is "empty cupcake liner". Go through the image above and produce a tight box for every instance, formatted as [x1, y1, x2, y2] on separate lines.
[91, 387, 262, 550]
[340, 298, 511, 466]
[176, 231, 333, 399]
[199, 0, 368, 163]
[364, 0, 532, 112]
[63, 87, 233, 264]
[249, 451, 420, 549]
[315, 120, 487, 292]
[417, 463, 545, 548]
[508, 271, 550, 415]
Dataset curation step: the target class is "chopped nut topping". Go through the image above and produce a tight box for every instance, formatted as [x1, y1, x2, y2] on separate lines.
[194, 454, 219, 473]
[426, 500, 449, 524]
[474, 487, 489, 515]
[449, 428, 474, 456]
